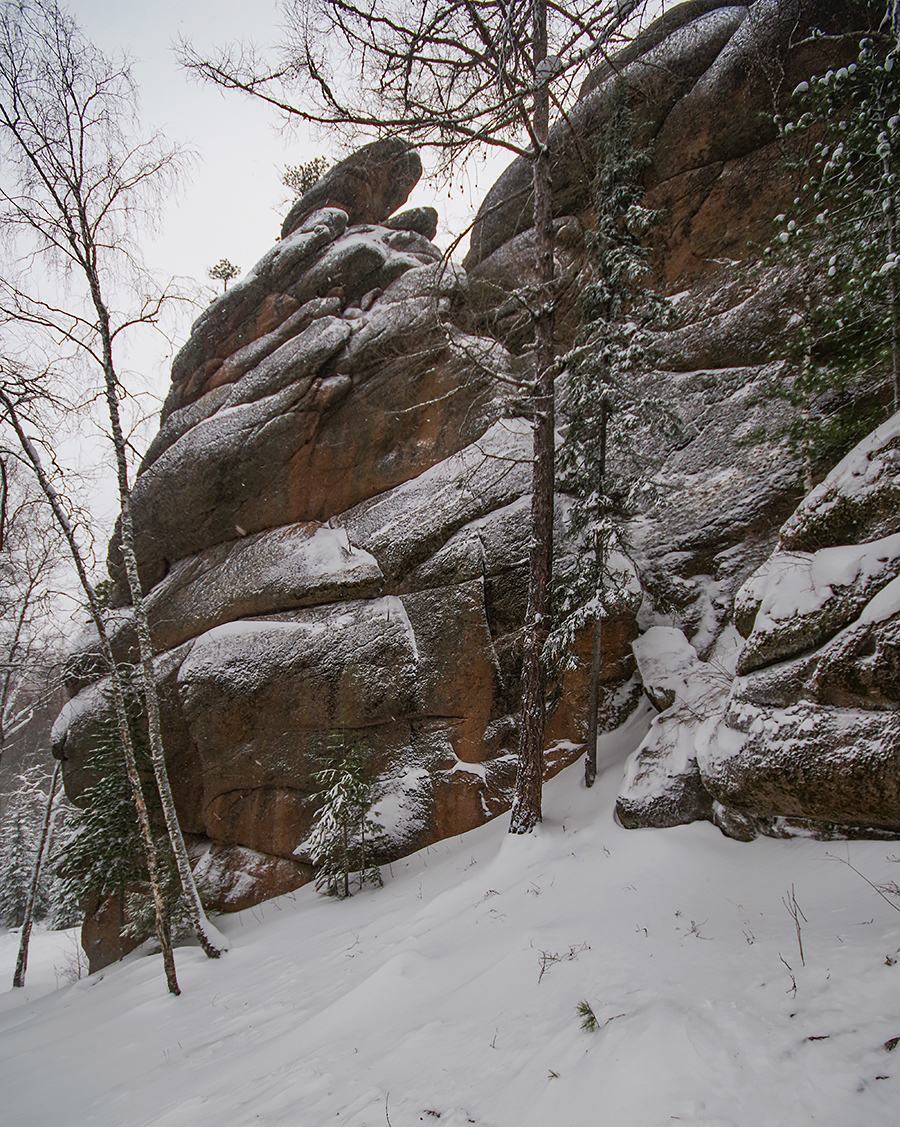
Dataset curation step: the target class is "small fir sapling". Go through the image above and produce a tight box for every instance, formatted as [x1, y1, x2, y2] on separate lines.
[208, 259, 240, 293]
[56, 677, 188, 941]
[746, 21, 900, 488]
[306, 729, 383, 899]
[549, 85, 679, 785]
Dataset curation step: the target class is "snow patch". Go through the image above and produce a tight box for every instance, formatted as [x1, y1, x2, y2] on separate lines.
[6, 747, 900, 1126]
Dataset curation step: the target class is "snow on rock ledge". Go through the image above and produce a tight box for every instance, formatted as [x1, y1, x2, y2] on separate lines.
[702, 413, 900, 838]
[616, 627, 740, 831]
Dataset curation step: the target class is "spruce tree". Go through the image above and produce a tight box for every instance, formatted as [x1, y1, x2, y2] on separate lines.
[43, 797, 80, 930]
[550, 85, 679, 785]
[0, 800, 34, 927]
[0, 764, 52, 927]
[56, 676, 185, 942]
[749, 17, 900, 487]
[306, 731, 383, 899]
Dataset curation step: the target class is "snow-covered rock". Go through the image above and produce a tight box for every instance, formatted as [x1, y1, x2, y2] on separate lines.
[735, 532, 900, 675]
[701, 414, 900, 837]
[142, 521, 385, 654]
[616, 627, 740, 831]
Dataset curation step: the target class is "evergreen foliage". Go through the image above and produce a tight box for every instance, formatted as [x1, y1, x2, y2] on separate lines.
[56, 677, 185, 936]
[0, 763, 77, 928]
[548, 87, 679, 672]
[306, 730, 383, 899]
[208, 259, 240, 292]
[282, 157, 329, 198]
[0, 778, 40, 927]
[42, 798, 80, 929]
[749, 15, 900, 485]
[576, 999, 599, 1032]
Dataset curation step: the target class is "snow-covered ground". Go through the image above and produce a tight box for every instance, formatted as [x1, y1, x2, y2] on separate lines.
[3, 710, 900, 1127]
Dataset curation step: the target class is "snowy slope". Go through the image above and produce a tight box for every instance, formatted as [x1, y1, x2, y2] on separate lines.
[3, 712, 900, 1127]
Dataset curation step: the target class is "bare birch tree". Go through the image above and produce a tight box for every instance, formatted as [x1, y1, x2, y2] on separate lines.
[0, 0, 225, 957]
[180, 0, 647, 834]
[0, 457, 61, 770]
[0, 378, 182, 993]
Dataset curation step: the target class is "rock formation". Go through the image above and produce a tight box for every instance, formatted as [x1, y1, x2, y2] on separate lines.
[618, 415, 900, 838]
[50, 0, 900, 967]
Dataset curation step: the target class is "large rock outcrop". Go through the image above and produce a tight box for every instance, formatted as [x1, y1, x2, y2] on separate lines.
[619, 414, 900, 839]
[58, 130, 637, 961]
[708, 415, 900, 837]
[53, 0, 898, 964]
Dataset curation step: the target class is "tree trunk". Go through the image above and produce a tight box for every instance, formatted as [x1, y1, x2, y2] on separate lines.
[584, 391, 611, 787]
[510, 0, 554, 835]
[343, 821, 350, 899]
[1, 392, 181, 995]
[584, 619, 602, 788]
[12, 760, 60, 987]
[883, 155, 900, 414]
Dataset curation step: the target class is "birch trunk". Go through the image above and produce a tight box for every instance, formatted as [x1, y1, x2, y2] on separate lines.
[584, 620, 602, 788]
[87, 272, 224, 960]
[12, 760, 60, 987]
[1, 392, 180, 994]
[882, 155, 900, 414]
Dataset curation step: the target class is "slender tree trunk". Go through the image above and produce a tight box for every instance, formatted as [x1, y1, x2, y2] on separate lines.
[510, 0, 554, 834]
[343, 820, 350, 899]
[889, 263, 899, 415]
[359, 815, 365, 893]
[0, 572, 37, 761]
[584, 619, 602, 788]
[799, 278, 815, 493]
[584, 396, 610, 789]
[1, 392, 180, 994]
[12, 760, 60, 987]
[91, 290, 224, 960]
[882, 157, 900, 414]
[801, 348, 814, 494]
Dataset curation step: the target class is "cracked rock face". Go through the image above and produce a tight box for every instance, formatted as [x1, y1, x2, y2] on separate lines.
[618, 416, 900, 840]
[705, 416, 900, 837]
